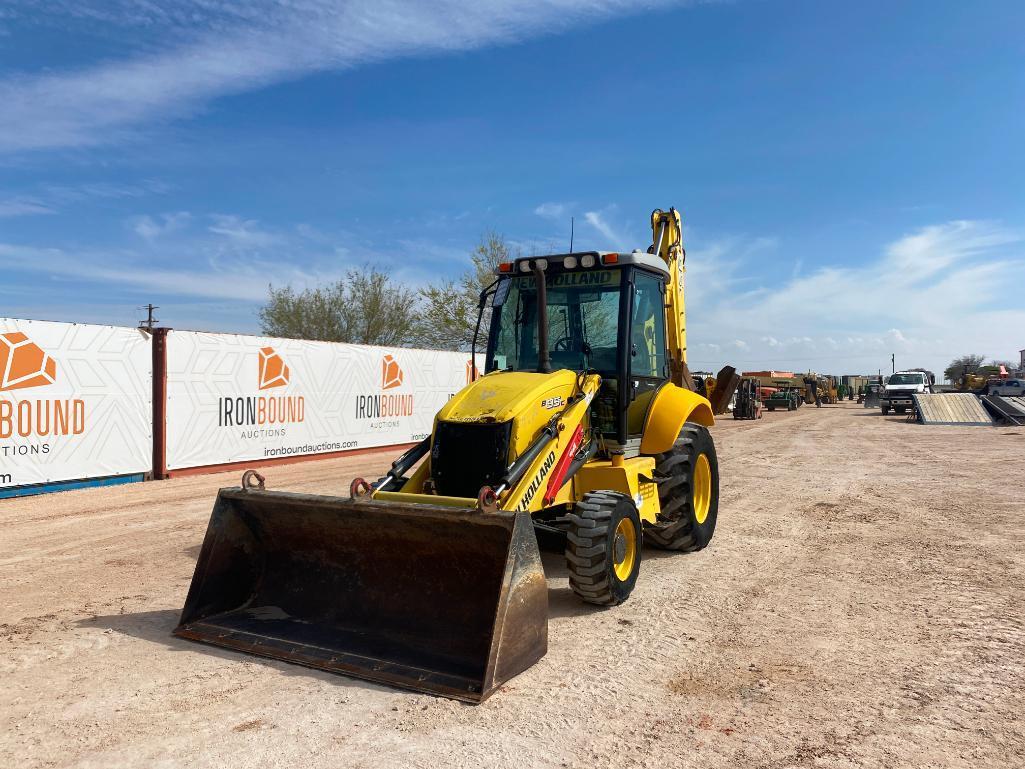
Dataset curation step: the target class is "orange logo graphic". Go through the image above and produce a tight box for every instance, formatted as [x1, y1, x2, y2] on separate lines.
[466, 359, 481, 384]
[381, 355, 404, 390]
[258, 347, 290, 390]
[0, 332, 57, 392]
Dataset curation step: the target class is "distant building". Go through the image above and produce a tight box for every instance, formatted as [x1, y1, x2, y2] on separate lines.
[742, 370, 794, 379]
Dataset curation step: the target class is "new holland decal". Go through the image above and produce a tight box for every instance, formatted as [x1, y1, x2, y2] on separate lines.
[517, 450, 557, 511]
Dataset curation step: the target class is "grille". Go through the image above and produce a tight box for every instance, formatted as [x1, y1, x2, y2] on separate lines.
[431, 421, 512, 499]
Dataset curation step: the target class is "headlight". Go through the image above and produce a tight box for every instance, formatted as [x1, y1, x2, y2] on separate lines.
[535, 258, 548, 271]
[518, 261, 531, 273]
[563, 256, 578, 269]
[580, 254, 596, 268]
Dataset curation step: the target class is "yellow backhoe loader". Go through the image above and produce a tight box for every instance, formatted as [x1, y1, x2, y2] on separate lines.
[175, 208, 719, 702]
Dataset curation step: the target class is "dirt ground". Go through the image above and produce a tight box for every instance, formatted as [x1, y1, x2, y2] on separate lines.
[2, 401, 1023, 768]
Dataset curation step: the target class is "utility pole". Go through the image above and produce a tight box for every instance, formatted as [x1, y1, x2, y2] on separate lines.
[891, 353, 895, 374]
[139, 304, 159, 331]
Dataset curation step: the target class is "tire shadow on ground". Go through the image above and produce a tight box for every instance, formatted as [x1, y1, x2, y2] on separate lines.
[541, 545, 681, 619]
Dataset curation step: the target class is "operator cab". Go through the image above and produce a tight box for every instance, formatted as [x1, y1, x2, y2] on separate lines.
[485, 250, 671, 445]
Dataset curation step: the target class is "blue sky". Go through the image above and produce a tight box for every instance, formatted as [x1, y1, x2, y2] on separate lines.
[1, 0, 1023, 377]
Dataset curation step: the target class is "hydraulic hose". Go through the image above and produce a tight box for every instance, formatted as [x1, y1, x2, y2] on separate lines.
[534, 264, 551, 374]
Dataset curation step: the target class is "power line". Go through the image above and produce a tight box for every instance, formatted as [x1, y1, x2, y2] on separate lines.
[138, 303, 159, 330]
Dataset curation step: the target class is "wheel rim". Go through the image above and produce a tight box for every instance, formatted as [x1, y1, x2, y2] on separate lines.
[693, 453, 712, 525]
[612, 518, 637, 582]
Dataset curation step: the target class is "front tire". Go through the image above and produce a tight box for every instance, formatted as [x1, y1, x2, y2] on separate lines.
[644, 424, 719, 552]
[566, 492, 641, 606]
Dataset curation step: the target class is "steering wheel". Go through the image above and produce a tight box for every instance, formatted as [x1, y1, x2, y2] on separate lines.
[553, 336, 575, 352]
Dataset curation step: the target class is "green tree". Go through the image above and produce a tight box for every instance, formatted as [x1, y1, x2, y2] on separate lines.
[259, 266, 419, 346]
[943, 353, 986, 383]
[417, 232, 517, 351]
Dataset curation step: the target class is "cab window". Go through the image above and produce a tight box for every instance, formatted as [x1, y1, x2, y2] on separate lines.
[626, 271, 668, 436]
[629, 272, 668, 379]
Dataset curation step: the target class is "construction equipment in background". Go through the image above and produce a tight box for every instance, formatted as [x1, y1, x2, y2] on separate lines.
[768, 380, 803, 408]
[820, 376, 839, 404]
[707, 365, 740, 416]
[780, 385, 804, 407]
[955, 370, 990, 393]
[733, 378, 763, 419]
[863, 382, 883, 408]
[802, 375, 820, 406]
[842, 374, 872, 398]
[764, 387, 798, 411]
[175, 208, 721, 703]
[954, 365, 1008, 394]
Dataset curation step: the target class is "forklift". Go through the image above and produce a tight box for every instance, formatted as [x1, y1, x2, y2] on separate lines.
[732, 377, 763, 420]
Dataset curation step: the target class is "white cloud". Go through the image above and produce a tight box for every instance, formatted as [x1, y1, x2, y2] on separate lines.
[685, 220, 1025, 377]
[0, 241, 315, 303]
[0, 179, 169, 217]
[131, 211, 191, 240]
[0, 0, 689, 153]
[40, 180, 170, 203]
[207, 214, 278, 247]
[0, 198, 55, 217]
[0, 211, 468, 309]
[583, 209, 627, 247]
[534, 202, 569, 220]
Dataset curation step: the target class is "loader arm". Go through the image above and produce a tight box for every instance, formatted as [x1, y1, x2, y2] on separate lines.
[651, 208, 691, 389]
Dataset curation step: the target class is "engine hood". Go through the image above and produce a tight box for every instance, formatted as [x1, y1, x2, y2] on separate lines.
[436, 369, 587, 461]
[437, 369, 581, 425]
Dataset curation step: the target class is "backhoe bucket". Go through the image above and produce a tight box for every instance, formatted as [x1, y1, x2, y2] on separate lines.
[173, 488, 548, 703]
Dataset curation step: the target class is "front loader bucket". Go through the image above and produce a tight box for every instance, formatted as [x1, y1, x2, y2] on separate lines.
[173, 489, 548, 703]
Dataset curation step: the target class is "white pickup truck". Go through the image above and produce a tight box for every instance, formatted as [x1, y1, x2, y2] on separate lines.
[881, 370, 933, 415]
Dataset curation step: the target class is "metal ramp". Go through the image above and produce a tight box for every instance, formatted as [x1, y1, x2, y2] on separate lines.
[913, 393, 994, 426]
[981, 395, 1025, 426]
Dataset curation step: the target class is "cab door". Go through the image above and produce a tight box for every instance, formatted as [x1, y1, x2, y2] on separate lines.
[626, 270, 669, 438]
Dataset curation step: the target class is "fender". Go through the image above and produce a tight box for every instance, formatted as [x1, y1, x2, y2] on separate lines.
[639, 382, 715, 455]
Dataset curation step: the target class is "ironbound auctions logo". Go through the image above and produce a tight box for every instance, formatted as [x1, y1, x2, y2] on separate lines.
[217, 347, 305, 427]
[0, 332, 84, 440]
[355, 354, 414, 419]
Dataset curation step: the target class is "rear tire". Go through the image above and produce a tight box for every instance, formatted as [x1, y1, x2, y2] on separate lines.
[566, 492, 641, 606]
[881, 405, 890, 415]
[644, 424, 719, 552]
